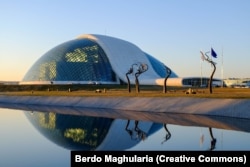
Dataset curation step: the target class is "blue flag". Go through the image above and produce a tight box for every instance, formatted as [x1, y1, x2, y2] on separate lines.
[211, 48, 217, 58]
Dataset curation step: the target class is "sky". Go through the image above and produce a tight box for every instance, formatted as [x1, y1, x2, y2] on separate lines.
[1, 0, 250, 81]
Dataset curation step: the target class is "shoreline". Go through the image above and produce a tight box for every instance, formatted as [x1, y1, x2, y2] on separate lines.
[0, 95, 250, 119]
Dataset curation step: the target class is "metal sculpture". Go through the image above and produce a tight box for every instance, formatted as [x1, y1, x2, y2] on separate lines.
[200, 48, 217, 94]
[126, 63, 148, 93]
[126, 66, 134, 93]
[135, 63, 148, 93]
[163, 66, 171, 93]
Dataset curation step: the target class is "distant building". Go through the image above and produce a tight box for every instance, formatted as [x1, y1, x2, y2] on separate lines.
[0, 81, 19, 85]
[20, 34, 219, 87]
[223, 78, 250, 88]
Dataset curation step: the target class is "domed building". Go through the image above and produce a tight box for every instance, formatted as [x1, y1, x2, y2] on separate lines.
[21, 34, 178, 85]
[20, 34, 220, 87]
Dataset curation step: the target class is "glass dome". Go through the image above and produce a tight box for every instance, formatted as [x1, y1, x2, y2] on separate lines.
[22, 38, 117, 83]
[145, 53, 177, 78]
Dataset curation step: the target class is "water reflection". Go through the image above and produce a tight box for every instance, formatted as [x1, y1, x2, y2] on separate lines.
[25, 111, 113, 150]
[1, 103, 250, 151]
[161, 124, 171, 144]
[24, 110, 162, 150]
[125, 120, 148, 141]
[208, 127, 217, 151]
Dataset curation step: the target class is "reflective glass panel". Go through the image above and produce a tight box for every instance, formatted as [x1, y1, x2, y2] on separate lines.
[22, 39, 116, 82]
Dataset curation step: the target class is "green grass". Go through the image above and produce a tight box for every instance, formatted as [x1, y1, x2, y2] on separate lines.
[1, 84, 250, 99]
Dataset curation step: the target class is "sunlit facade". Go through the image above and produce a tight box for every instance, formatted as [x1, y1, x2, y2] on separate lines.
[223, 78, 250, 88]
[20, 34, 222, 87]
[21, 34, 178, 85]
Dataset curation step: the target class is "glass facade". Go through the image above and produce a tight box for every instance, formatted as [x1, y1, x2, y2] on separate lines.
[22, 38, 116, 82]
[22, 35, 178, 85]
[145, 53, 178, 78]
[182, 78, 206, 87]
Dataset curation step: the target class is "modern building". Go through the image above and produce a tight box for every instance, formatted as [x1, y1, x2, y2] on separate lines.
[0, 81, 19, 85]
[20, 34, 220, 87]
[223, 78, 250, 88]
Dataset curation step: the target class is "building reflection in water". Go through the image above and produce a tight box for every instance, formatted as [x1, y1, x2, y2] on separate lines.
[24, 111, 162, 151]
[1, 103, 248, 151]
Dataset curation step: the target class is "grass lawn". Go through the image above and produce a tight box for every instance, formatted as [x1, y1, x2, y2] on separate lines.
[1, 85, 250, 99]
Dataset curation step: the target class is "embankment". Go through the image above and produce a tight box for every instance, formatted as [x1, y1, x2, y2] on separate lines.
[0, 95, 250, 119]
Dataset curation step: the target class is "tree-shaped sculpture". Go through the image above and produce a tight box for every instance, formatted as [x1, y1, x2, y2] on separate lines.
[135, 63, 148, 93]
[126, 63, 148, 93]
[163, 66, 171, 93]
[200, 48, 217, 94]
[126, 66, 134, 93]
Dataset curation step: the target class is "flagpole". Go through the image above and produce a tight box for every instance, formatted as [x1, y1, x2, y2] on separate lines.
[221, 46, 224, 87]
[200, 58, 203, 87]
[200, 50, 205, 87]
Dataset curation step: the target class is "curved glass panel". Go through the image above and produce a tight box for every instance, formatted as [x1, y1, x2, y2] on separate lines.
[23, 109, 163, 151]
[145, 53, 178, 78]
[22, 39, 116, 82]
[24, 111, 114, 150]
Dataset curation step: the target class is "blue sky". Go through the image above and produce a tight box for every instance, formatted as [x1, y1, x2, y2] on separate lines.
[1, 0, 249, 81]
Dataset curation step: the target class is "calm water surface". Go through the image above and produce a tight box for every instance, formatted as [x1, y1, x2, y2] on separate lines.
[1, 105, 250, 167]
